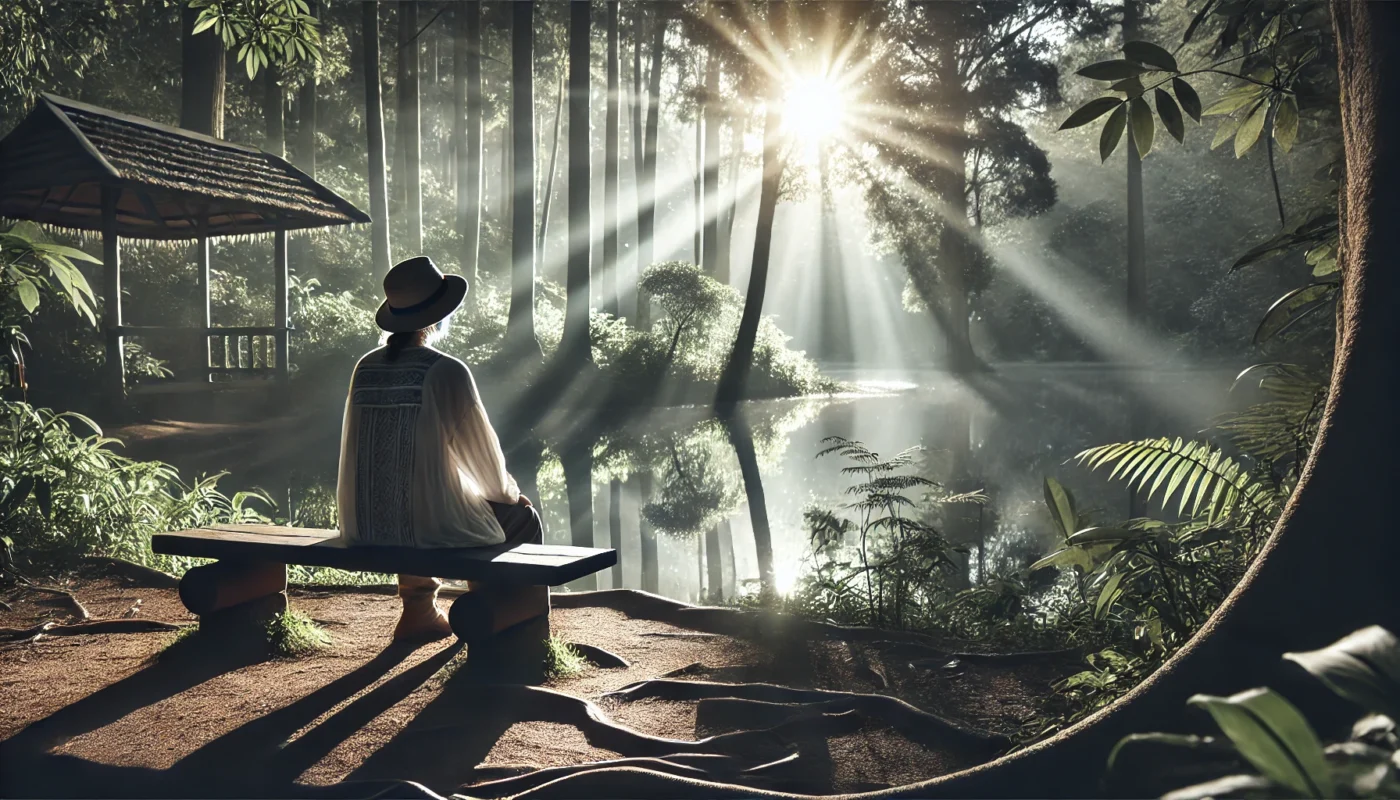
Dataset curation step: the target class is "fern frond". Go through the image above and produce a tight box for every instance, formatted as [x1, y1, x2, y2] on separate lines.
[1075, 438, 1279, 524]
[1217, 366, 1325, 465]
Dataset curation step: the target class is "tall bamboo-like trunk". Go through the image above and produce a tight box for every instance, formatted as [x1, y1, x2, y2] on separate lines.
[562, 441, 596, 592]
[293, 11, 318, 283]
[935, 86, 977, 373]
[604, 1, 621, 316]
[630, 7, 646, 314]
[718, 116, 743, 284]
[636, 11, 667, 331]
[507, 0, 541, 357]
[398, 1, 423, 255]
[817, 145, 853, 362]
[454, 1, 483, 281]
[1124, 0, 1147, 324]
[538, 74, 565, 260]
[362, 1, 392, 276]
[263, 68, 285, 157]
[180, 4, 225, 137]
[715, 101, 782, 406]
[693, 61, 704, 265]
[563, 0, 593, 364]
[702, 54, 721, 280]
[609, 478, 623, 586]
[637, 473, 658, 593]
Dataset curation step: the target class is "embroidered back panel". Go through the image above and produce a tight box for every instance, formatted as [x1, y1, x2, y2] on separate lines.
[351, 347, 444, 545]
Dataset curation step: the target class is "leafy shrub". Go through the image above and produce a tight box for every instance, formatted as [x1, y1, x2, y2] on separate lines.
[0, 401, 270, 572]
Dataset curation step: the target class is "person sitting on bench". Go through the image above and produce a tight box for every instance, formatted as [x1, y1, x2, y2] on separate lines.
[337, 255, 542, 642]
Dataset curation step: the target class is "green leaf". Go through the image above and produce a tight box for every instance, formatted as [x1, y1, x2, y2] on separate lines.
[1130, 96, 1154, 157]
[1187, 688, 1333, 798]
[1274, 95, 1299, 153]
[192, 11, 218, 35]
[1043, 476, 1077, 540]
[1283, 626, 1400, 720]
[16, 279, 39, 313]
[1109, 76, 1145, 97]
[1204, 85, 1265, 116]
[1173, 77, 1203, 122]
[1059, 97, 1124, 131]
[1077, 60, 1152, 81]
[1095, 572, 1124, 619]
[1100, 104, 1128, 162]
[1067, 527, 1139, 545]
[1123, 40, 1178, 72]
[1155, 88, 1185, 143]
[1235, 100, 1270, 157]
[1254, 283, 1338, 344]
[1108, 733, 1231, 774]
[37, 243, 100, 263]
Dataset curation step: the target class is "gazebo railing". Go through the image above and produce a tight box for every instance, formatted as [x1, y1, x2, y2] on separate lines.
[114, 325, 290, 382]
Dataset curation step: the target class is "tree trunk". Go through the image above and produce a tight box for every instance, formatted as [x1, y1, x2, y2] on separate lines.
[263, 67, 285, 158]
[715, 102, 782, 407]
[293, 15, 318, 286]
[693, 63, 704, 265]
[398, 1, 423, 255]
[508, 0, 541, 358]
[180, 5, 225, 137]
[539, 74, 565, 260]
[705, 524, 722, 602]
[817, 145, 853, 362]
[630, 7, 646, 316]
[702, 55, 721, 281]
[604, 1, 621, 317]
[454, 1, 483, 281]
[718, 115, 743, 284]
[564, 0, 593, 365]
[636, 10, 667, 331]
[362, 1, 392, 276]
[609, 478, 623, 587]
[562, 441, 597, 592]
[1124, 0, 1147, 325]
[638, 473, 658, 594]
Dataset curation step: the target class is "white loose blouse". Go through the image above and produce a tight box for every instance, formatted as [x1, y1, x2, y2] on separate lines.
[337, 345, 520, 548]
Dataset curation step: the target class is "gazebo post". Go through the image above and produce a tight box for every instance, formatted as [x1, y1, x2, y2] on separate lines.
[196, 216, 212, 382]
[273, 225, 289, 385]
[100, 185, 125, 398]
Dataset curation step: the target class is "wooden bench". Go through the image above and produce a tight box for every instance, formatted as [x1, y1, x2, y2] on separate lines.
[152, 525, 617, 643]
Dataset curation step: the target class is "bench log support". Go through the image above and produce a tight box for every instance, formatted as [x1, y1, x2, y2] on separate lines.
[450, 584, 550, 644]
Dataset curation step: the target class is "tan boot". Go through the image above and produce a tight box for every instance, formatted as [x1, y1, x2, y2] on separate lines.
[394, 575, 454, 643]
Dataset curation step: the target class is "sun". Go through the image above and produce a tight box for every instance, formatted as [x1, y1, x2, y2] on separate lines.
[782, 74, 848, 145]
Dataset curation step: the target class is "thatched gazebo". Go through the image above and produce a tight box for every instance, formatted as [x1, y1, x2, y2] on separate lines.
[0, 94, 369, 398]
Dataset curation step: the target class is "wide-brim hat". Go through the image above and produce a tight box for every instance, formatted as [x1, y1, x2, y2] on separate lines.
[375, 256, 468, 333]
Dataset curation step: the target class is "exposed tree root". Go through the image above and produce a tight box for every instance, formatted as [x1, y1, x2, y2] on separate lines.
[80, 556, 180, 589]
[0, 619, 186, 642]
[462, 753, 800, 798]
[14, 582, 90, 621]
[605, 679, 1007, 752]
[567, 642, 628, 669]
[551, 590, 941, 645]
[660, 662, 707, 678]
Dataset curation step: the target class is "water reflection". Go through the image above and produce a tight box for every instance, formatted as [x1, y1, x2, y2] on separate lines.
[137, 366, 1235, 603]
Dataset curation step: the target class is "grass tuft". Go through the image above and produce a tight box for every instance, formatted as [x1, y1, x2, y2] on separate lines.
[544, 635, 588, 680]
[266, 609, 330, 657]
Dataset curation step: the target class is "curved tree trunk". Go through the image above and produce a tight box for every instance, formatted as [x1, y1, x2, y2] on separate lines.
[495, 4, 1400, 799]
[508, 0, 542, 358]
[563, 0, 594, 365]
[362, 1, 392, 276]
[539, 73, 566, 261]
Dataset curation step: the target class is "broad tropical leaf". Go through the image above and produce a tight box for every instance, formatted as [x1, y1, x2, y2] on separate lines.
[1060, 97, 1123, 130]
[1155, 88, 1185, 143]
[1173, 77, 1203, 122]
[1187, 688, 1333, 798]
[1284, 626, 1400, 720]
[1253, 283, 1338, 345]
[1078, 60, 1151, 81]
[1100, 104, 1128, 162]
[1130, 96, 1155, 157]
[1123, 40, 1178, 72]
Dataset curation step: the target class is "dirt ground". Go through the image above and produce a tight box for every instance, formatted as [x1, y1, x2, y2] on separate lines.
[0, 571, 1082, 799]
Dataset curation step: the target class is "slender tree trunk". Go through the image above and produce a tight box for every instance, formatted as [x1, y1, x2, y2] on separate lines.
[639, 473, 658, 593]
[604, 1, 621, 317]
[702, 55, 721, 280]
[716, 101, 782, 407]
[718, 115, 743, 284]
[637, 11, 667, 331]
[705, 524, 722, 602]
[293, 13, 318, 285]
[362, 1, 392, 276]
[817, 145, 853, 362]
[180, 5, 225, 137]
[454, 1, 483, 282]
[508, 0, 541, 357]
[539, 74, 565, 260]
[694, 61, 704, 265]
[1124, 0, 1147, 325]
[609, 478, 623, 587]
[631, 7, 646, 316]
[936, 111, 976, 373]
[263, 68, 285, 157]
[398, 1, 423, 255]
[562, 441, 597, 592]
[564, 0, 593, 364]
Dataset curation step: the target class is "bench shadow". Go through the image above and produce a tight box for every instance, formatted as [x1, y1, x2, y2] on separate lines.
[345, 618, 552, 793]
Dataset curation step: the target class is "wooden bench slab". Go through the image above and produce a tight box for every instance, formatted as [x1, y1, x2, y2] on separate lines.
[152, 525, 617, 586]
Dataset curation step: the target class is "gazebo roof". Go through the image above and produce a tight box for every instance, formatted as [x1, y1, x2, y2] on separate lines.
[0, 94, 369, 240]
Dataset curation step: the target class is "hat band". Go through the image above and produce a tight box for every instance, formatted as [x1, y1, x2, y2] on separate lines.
[388, 280, 449, 316]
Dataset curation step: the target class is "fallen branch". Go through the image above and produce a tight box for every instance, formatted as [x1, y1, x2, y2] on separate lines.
[660, 662, 707, 678]
[0, 619, 186, 642]
[464, 752, 811, 798]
